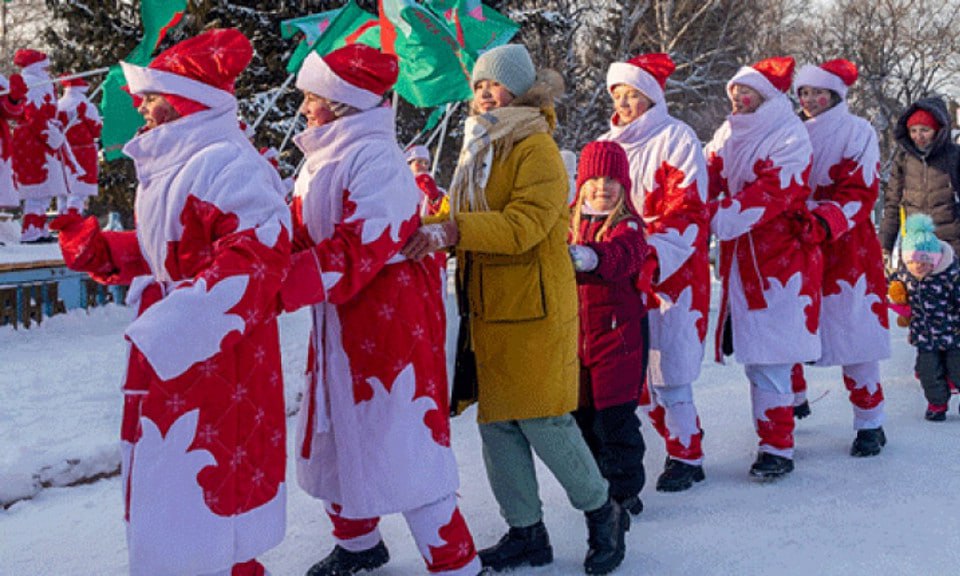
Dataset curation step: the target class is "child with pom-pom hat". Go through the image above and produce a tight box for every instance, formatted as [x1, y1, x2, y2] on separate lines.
[889, 213, 960, 421]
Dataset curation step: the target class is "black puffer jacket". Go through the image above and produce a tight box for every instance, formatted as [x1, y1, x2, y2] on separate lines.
[880, 97, 960, 255]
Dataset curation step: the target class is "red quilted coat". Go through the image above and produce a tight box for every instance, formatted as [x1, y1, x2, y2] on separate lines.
[573, 212, 651, 410]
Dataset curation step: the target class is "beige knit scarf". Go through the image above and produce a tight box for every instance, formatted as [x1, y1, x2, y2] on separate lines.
[449, 106, 549, 214]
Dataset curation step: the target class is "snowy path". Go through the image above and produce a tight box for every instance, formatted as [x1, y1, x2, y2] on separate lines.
[2, 295, 960, 575]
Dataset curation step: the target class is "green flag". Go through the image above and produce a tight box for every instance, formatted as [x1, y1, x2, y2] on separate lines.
[99, 0, 187, 160]
[281, 10, 341, 42]
[286, 1, 379, 74]
[378, 0, 473, 108]
[425, 0, 518, 56]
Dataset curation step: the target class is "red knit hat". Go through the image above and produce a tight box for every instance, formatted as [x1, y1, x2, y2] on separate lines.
[296, 44, 399, 110]
[728, 56, 795, 101]
[576, 141, 632, 200]
[606, 52, 675, 105]
[907, 108, 940, 130]
[121, 28, 252, 118]
[14, 49, 49, 69]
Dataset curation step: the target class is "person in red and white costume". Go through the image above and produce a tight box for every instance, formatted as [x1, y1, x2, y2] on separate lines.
[405, 144, 450, 218]
[599, 53, 711, 492]
[11, 48, 69, 243]
[51, 29, 292, 576]
[0, 73, 27, 213]
[279, 44, 480, 576]
[56, 76, 102, 215]
[791, 59, 889, 456]
[705, 56, 823, 479]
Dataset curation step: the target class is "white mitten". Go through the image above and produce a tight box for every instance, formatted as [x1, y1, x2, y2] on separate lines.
[44, 120, 66, 149]
[569, 244, 599, 272]
[421, 222, 456, 249]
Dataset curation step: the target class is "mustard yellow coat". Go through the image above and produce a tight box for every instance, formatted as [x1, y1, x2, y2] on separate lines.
[454, 129, 579, 424]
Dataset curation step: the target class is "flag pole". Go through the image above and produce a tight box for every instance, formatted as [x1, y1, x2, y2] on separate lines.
[429, 103, 458, 176]
[279, 110, 303, 154]
[403, 102, 459, 150]
[0, 66, 111, 96]
[252, 72, 296, 131]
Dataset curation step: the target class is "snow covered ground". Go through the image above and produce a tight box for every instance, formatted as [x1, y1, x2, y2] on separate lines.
[2, 285, 960, 575]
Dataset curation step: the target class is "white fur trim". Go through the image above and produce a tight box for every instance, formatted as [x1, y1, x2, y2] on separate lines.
[121, 62, 236, 111]
[296, 52, 381, 111]
[727, 66, 780, 102]
[607, 62, 665, 105]
[794, 64, 848, 100]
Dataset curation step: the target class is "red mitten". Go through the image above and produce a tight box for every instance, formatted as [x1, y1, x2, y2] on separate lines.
[50, 214, 114, 275]
[7, 74, 26, 102]
[416, 173, 442, 201]
[279, 249, 326, 313]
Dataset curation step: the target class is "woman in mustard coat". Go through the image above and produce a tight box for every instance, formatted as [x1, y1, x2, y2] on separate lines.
[404, 44, 629, 576]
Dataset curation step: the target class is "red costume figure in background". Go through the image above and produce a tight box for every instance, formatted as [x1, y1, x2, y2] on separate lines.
[12, 48, 69, 243]
[56, 76, 102, 215]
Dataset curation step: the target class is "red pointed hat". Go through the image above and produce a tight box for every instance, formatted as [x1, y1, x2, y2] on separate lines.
[728, 56, 795, 101]
[14, 48, 49, 69]
[149, 28, 252, 93]
[606, 52, 675, 105]
[121, 28, 252, 116]
[296, 44, 399, 111]
[794, 58, 857, 100]
[59, 75, 90, 89]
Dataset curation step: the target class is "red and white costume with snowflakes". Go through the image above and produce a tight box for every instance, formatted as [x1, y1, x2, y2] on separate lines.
[0, 73, 26, 209]
[56, 78, 102, 213]
[53, 30, 291, 576]
[705, 57, 823, 459]
[792, 60, 888, 430]
[12, 49, 69, 241]
[601, 53, 710, 465]
[282, 46, 478, 575]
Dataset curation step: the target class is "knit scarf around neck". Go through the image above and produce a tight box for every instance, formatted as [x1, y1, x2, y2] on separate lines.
[449, 106, 549, 214]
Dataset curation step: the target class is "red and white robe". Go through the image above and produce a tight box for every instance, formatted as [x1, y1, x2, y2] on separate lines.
[601, 104, 710, 464]
[706, 94, 823, 457]
[60, 106, 292, 575]
[286, 106, 477, 574]
[797, 101, 887, 429]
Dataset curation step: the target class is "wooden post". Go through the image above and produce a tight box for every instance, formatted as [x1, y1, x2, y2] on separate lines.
[22, 283, 43, 328]
[85, 278, 99, 309]
[46, 282, 68, 317]
[0, 286, 17, 328]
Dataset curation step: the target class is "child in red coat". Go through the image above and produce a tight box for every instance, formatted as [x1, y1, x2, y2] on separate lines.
[569, 140, 652, 516]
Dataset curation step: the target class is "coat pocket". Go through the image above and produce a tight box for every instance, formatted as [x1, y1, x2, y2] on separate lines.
[479, 259, 546, 322]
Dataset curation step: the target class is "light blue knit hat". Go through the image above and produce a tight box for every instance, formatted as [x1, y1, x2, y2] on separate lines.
[902, 213, 942, 264]
[471, 44, 536, 97]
